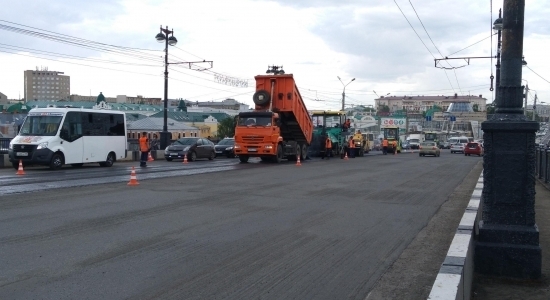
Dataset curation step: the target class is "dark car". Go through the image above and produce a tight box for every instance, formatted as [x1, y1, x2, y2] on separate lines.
[164, 137, 215, 161]
[214, 138, 236, 158]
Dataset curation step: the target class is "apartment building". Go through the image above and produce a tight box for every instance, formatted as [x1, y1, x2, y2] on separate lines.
[24, 70, 70, 101]
[374, 94, 487, 113]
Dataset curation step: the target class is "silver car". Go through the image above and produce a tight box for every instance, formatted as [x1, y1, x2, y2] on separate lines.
[419, 141, 441, 157]
[450, 142, 465, 154]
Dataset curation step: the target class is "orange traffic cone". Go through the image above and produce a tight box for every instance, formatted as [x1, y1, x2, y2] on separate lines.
[344, 152, 349, 160]
[296, 156, 302, 166]
[127, 167, 139, 186]
[16, 160, 25, 175]
[147, 152, 154, 162]
[182, 154, 188, 164]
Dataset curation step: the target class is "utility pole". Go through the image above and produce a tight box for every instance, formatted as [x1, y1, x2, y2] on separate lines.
[532, 94, 537, 121]
[523, 84, 529, 116]
[495, 9, 502, 101]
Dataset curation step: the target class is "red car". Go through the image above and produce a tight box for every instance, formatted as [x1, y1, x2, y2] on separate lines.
[464, 142, 483, 156]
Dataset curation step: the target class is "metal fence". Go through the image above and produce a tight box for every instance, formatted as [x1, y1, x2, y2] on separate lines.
[536, 145, 550, 184]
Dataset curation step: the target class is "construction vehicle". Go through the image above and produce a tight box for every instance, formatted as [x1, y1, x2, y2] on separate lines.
[311, 110, 350, 158]
[234, 66, 313, 163]
[383, 125, 402, 154]
[424, 131, 439, 143]
[351, 130, 370, 156]
[406, 131, 425, 149]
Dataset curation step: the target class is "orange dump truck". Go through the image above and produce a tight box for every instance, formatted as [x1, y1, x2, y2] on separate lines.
[234, 71, 313, 163]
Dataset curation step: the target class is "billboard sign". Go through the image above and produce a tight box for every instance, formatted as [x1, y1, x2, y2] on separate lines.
[380, 117, 406, 128]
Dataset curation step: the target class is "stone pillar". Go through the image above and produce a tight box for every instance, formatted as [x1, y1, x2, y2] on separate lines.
[475, 0, 541, 279]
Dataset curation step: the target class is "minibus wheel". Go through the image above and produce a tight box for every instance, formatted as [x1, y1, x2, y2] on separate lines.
[50, 153, 64, 170]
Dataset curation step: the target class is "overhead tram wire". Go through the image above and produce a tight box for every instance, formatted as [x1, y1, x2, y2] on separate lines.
[525, 66, 550, 84]
[0, 49, 163, 77]
[0, 21, 163, 63]
[408, 0, 462, 95]
[0, 43, 162, 67]
[0, 19, 163, 54]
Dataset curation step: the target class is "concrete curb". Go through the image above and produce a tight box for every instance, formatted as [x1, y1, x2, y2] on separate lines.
[0, 150, 165, 168]
[428, 172, 482, 300]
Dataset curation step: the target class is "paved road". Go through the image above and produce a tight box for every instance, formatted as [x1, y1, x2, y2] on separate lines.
[0, 151, 481, 299]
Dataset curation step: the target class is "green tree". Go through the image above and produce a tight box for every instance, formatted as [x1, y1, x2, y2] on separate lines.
[178, 100, 187, 112]
[378, 105, 390, 113]
[472, 104, 479, 112]
[217, 117, 235, 138]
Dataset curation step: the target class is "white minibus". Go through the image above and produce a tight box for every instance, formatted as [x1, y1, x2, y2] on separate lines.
[9, 107, 127, 170]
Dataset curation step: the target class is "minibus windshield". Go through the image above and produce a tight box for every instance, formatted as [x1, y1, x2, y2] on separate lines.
[20, 115, 63, 136]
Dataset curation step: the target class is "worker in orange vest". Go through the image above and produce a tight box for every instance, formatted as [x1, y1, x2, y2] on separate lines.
[392, 140, 398, 155]
[382, 138, 389, 155]
[343, 119, 351, 132]
[139, 132, 150, 167]
[348, 136, 355, 158]
[322, 135, 332, 160]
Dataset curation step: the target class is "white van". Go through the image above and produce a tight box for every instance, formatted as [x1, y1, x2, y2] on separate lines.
[448, 136, 472, 145]
[9, 107, 127, 170]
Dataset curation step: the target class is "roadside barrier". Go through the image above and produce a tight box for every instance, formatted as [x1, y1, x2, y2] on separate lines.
[127, 167, 139, 186]
[16, 160, 25, 175]
[428, 172, 482, 300]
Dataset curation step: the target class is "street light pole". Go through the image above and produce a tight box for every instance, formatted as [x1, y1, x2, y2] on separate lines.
[477, 0, 541, 280]
[338, 76, 355, 111]
[155, 25, 178, 150]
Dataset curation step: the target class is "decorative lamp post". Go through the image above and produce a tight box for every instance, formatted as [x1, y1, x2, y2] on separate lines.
[155, 26, 178, 150]
[476, 0, 541, 279]
[338, 76, 355, 111]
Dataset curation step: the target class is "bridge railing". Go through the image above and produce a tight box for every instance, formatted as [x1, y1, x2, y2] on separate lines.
[536, 144, 550, 184]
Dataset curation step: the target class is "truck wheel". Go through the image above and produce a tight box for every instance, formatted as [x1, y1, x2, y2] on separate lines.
[290, 144, 301, 161]
[300, 144, 308, 161]
[274, 145, 283, 163]
[239, 155, 249, 163]
[253, 90, 271, 106]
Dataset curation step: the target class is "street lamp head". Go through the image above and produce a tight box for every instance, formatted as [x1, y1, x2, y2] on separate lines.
[155, 32, 166, 43]
[493, 18, 503, 33]
[168, 35, 178, 46]
[351, 78, 355, 82]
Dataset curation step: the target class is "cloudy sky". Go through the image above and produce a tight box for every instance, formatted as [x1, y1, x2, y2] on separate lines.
[1, 0, 548, 110]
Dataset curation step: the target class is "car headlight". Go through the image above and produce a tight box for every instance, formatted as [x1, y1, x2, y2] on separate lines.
[36, 142, 48, 150]
[9, 142, 13, 150]
[225, 147, 233, 150]
[234, 144, 241, 149]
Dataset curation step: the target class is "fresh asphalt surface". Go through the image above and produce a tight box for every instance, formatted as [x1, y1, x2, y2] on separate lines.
[0, 151, 481, 299]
